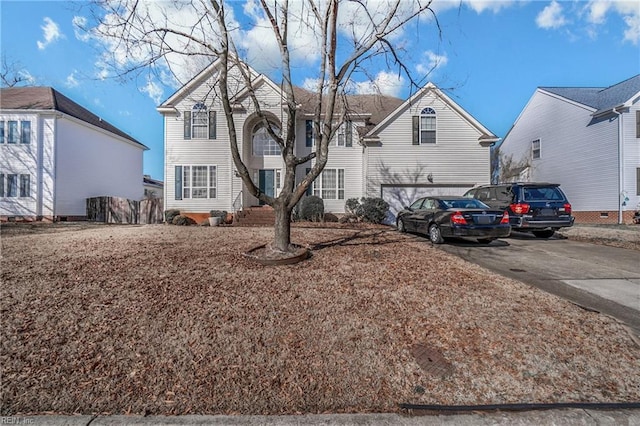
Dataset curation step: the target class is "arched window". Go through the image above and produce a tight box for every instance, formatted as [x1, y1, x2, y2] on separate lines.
[420, 107, 436, 144]
[191, 103, 209, 139]
[252, 122, 281, 156]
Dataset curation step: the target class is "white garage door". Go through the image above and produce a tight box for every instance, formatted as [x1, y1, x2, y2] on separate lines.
[381, 185, 473, 223]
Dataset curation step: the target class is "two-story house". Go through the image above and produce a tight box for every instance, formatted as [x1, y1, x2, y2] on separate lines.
[499, 75, 640, 224]
[158, 58, 498, 222]
[0, 87, 148, 221]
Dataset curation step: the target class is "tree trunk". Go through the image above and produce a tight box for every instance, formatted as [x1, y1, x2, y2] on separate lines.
[272, 202, 293, 252]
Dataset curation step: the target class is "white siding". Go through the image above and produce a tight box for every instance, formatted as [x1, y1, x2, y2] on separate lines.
[55, 117, 144, 216]
[366, 89, 490, 199]
[500, 90, 619, 212]
[622, 100, 639, 209]
[0, 112, 41, 216]
[163, 70, 287, 212]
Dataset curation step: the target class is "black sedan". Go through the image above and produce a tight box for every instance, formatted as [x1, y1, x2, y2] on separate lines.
[396, 196, 511, 244]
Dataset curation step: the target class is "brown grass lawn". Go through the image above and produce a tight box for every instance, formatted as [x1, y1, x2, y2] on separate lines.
[1, 224, 639, 416]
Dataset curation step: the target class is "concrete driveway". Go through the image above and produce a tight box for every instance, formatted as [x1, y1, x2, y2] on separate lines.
[437, 232, 640, 337]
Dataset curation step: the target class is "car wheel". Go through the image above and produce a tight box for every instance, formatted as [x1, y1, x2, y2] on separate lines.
[532, 229, 555, 238]
[477, 238, 495, 244]
[428, 224, 444, 244]
[397, 218, 406, 233]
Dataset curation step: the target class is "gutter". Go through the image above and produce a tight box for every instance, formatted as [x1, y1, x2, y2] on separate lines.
[612, 108, 623, 224]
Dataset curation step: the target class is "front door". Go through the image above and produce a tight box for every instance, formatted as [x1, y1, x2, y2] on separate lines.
[258, 169, 275, 205]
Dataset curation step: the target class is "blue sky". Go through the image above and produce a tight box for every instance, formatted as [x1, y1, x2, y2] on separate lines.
[1, 0, 639, 181]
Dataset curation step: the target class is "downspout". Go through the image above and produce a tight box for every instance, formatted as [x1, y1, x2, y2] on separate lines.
[612, 108, 623, 224]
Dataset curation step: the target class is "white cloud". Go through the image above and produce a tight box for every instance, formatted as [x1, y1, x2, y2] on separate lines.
[464, 0, 518, 14]
[584, 0, 640, 44]
[65, 72, 79, 88]
[37, 17, 63, 50]
[140, 78, 164, 105]
[416, 51, 449, 75]
[73, 16, 91, 42]
[353, 71, 405, 97]
[536, 1, 567, 29]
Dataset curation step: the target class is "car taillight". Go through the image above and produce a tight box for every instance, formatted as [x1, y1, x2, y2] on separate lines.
[510, 203, 530, 214]
[560, 203, 571, 214]
[500, 211, 510, 224]
[451, 211, 467, 225]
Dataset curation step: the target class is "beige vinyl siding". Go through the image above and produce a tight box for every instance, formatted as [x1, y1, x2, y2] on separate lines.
[500, 90, 619, 212]
[366, 90, 490, 198]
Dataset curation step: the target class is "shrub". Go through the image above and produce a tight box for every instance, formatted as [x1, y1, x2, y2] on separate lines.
[297, 195, 324, 222]
[164, 209, 181, 224]
[345, 198, 361, 215]
[172, 215, 195, 226]
[360, 197, 389, 224]
[343, 197, 389, 224]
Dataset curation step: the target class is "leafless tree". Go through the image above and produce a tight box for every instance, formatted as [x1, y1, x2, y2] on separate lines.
[84, 0, 438, 254]
[1, 55, 32, 88]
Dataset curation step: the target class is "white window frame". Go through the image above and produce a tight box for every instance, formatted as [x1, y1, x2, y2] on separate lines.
[420, 108, 436, 144]
[191, 103, 209, 139]
[252, 122, 281, 156]
[532, 139, 541, 160]
[312, 168, 345, 200]
[2, 120, 32, 145]
[1, 173, 30, 198]
[181, 165, 217, 199]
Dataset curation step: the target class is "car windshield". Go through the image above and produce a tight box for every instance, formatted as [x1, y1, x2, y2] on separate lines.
[440, 198, 489, 209]
[522, 186, 564, 201]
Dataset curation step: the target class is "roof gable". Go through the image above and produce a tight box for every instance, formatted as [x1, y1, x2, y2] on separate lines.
[365, 82, 498, 145]
[0, 86, 147, 149]
[540, 74, 640, 114]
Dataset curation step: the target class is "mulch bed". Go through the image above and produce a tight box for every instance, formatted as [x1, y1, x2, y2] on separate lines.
[1, 224, 639, 415]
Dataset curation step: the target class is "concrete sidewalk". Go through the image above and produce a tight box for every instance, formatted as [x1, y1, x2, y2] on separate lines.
[11, 409, 640, 425]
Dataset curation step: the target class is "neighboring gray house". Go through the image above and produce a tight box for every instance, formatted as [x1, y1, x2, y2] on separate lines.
[499, 75, 640, 224]
[143, 175, 164, 199]
[0, 87, 148, 221]
[158, 58, 498, 223]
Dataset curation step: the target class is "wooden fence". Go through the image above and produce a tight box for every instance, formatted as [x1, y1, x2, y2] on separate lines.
[87, 197, 164, 224]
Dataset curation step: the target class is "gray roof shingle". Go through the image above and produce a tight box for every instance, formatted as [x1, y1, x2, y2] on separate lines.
[0, 86, 147, 149]
[540, 74, 640, 114]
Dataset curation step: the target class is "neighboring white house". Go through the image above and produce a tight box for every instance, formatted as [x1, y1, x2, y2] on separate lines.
[0, 86, 148, 221]
[143, 175, 164, 199]
[499, 75, 640, 224]
[158, 58, 498, 222]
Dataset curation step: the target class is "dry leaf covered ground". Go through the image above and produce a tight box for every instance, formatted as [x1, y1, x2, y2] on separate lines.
[1, 223, 639, 416]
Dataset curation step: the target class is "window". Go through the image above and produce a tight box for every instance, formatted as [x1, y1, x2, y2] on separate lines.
[183, 103, 216, 139]
[532, 139, 541, 159]
[252, 122, 281, 156]
[305, 120, 314, 147]
[174, 165, 216, 200]
[21, 121, 30, 144]
[4, 121, 30, 144]
[19, 174, 30, 197]
[312, 168, 345, 200]
[0, 173, 28, 198]
[336, 121, 353, 147]
[413, 108, 436, 145]
[8, 121, 18, 144]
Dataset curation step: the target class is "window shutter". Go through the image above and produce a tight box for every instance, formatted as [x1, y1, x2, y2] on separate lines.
[305, 168, 312, 196]
[0, 174, 4, 197]
[175, 166, 183, 200]
[208, 111, 216, 139]
[305, 120, 313, 147]
[345, 121, 353, 147]
[183, 111, 191, 139]
[637, 168, 640, 196]
[636, 111, 640, 138]
[412, 116, 419, 145]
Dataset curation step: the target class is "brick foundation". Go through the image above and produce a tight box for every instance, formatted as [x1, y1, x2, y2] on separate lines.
[573, 211, 636, 225]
